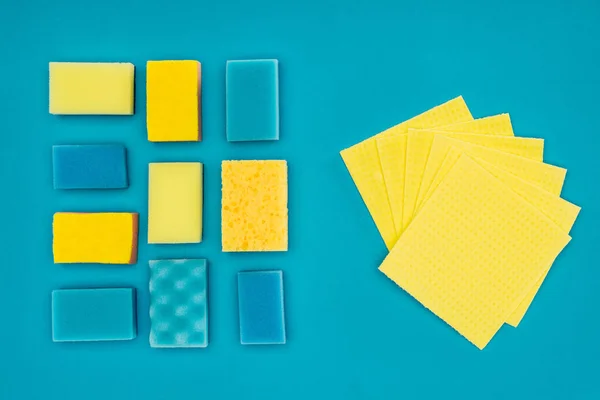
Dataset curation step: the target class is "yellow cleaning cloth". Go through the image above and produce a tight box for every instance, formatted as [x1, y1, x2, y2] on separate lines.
[377, 114, 515, 242]
[412, 145, 578, 326]
[420, 147, 580, 325]
[417, 136, 566, 216]
[379, 155, 571, 349]
[340, 97, 473, 249]
[434, 113, 513, 135]
[475, 157, 580, 326]
[402, 130, 545, 232]
[376, 134, 408, 233]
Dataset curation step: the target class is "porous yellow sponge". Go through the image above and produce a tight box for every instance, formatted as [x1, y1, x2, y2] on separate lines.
[49, 62, 134, 115]
[148, 162, 203, 244]
[53, 212, 138, 264]
[222, 160, 288, 252]
[146, 60, 201, 142]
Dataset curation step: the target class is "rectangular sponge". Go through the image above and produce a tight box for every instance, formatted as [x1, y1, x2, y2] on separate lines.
[222, 160, 288, 251]
[238, 270, 286, 345]
[148, 162, 203, 244]
[52, 144, 128, 189]
[149, 259, 208, 348]
[49, 62, 134, 115]
[147, 60, 201, 142]
[52, 288, 137, 342]
[53, 212, 138, 264]
[226, 59, 279, 141]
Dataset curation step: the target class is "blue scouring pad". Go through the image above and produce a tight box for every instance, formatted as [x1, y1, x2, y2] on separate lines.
[237, 270, 286, 345]
[226, 59, 279, 142]
[149, 259, 208, 348]
[52, 144, 128, 189]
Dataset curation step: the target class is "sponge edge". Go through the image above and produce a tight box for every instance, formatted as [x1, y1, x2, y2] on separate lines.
[146, 60, 201, 142]
[53, 212, 139, 264]
[221, 160, 288, 252]
[49, 62, 134, 115]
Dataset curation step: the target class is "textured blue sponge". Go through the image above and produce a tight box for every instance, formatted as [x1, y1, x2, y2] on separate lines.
[52, 288, 137, 342]
[226, 59, 279, 142]
[52, 144, 128, 189]
[237, 270, 286, 345]
[149, 259, 208, 348]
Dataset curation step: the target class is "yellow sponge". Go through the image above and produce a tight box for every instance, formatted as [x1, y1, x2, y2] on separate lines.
[49, 62, 134, 115]
[53, 212, 138, 264]
[146, 60, 201, 142]
[148, 162, 203, 244]
[222, 160, 288, 252]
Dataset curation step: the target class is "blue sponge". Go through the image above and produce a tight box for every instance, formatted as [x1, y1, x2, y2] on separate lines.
[52, 288, 137, 342]
[226, 59, 279, 142]
[52, 144, 128, 189]
[237, 270, 286, 345]
[149, 259, 208, 348]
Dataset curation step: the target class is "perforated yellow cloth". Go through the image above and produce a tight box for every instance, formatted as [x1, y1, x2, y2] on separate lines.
[378, 114, 516, 245]
[380, 156, 571, 349]
[340, 97, 472, 249]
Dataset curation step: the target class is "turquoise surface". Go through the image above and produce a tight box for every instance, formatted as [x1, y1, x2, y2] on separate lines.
[149, 259, 208, 348]
[238, 270, 286, 345]
[1, 0, 600, 398]
[53, 144, 128, 189]
[52, 288, 136, 342]
[226, 59, 279, 141]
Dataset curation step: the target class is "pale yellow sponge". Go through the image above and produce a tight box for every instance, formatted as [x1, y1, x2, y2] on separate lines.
[222, 160, 288, 252]
[53, 212, 138, 264]
[148, 162, 203, 244]
[146, 60, 201, 142]
[49, 62, 134, 115]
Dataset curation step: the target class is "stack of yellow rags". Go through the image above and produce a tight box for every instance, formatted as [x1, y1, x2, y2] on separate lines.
[340, 96, 580, 349]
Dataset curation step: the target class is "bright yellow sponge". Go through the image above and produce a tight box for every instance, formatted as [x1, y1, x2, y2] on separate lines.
[148, 162, 203, 244]
[53, 212, 138, 264]
[222, 160, 288, 252]
[147, 60, 201, 142]
[49, 62, 134, 115]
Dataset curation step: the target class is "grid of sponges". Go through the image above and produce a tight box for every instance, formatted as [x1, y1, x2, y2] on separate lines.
[146, 60, 201, 142]
[49, 62, 134, 115]
[340, 97, 580, 349]
[221, 160, 288, 252]
[53, 212, 139, 264]
[149, 259, 208, 348]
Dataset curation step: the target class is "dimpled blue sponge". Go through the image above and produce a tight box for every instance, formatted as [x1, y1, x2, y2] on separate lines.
[149, 259, 208, 348]
[237, 270, 286, 345]
[226, 59, 279, 142]
[52, 144, 128, 189]
[52, 288, 137, 342]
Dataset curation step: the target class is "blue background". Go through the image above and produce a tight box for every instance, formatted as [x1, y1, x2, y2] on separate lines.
[1, 0, 599, 398]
